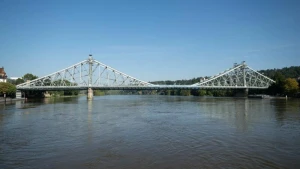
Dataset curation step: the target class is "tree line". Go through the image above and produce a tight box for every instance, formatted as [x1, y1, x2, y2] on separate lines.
[1, 65, 300, 98]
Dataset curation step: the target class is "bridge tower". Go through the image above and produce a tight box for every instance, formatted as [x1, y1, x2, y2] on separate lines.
[87, 54, 93, 100]
[242, 61, 249, 97]
[232, 61, 249, 97]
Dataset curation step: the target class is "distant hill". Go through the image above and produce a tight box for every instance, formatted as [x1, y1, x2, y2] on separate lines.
[259, 66, 300, 79]
[151, 66, 300, 85]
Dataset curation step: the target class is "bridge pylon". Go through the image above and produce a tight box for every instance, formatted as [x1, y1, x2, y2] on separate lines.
[87, 88, 93, 100]
[191, 61, 275, 89]
[16, 55, 153, 99]
[88, 55, 94, 100]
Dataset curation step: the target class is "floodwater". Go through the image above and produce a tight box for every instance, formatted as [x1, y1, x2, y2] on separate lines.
[0, 95, 299, 169]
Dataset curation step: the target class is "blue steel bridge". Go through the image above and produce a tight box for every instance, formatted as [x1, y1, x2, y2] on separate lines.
[16, 55, 275, 92]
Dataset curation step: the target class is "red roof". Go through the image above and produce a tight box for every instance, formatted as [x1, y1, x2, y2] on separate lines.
[0, 67, 7, 78]
[0, 67, 4, 73]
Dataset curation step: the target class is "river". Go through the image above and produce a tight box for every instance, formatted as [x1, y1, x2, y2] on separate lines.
[0, 95, 300, 169]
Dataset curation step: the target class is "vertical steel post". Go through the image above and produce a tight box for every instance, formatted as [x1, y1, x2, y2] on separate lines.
[98, 65, 101, 86]
[242, 61, 248, 97]
[80, 64, 82, 85]
[88, 55, 93, 86]
[242, 61, 246, 87]
[87, 55, 93, 100]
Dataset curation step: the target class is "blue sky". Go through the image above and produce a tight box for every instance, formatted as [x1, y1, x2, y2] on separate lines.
[0, 0, 299, 81]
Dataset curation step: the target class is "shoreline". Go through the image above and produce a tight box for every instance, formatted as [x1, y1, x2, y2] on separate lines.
[0, 98, 25, 103]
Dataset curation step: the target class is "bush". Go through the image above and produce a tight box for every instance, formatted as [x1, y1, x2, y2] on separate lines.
[0, 82, 16, 97]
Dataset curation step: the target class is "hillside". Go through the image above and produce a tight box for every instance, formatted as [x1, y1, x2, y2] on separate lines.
[259, 66, 300, 79]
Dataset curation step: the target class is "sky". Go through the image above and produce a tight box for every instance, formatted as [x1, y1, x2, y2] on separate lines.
[0, 0, 299, 81]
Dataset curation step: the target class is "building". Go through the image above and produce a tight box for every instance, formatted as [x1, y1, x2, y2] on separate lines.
[0, 67, 7, 82]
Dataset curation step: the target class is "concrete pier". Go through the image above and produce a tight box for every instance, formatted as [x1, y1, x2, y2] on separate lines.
[244, 88, 249, 97]
[16, 90, 22, 99]
[43, 91, 51, 98]
[235, 88, 249, 97]
[87, 88, 93, 100]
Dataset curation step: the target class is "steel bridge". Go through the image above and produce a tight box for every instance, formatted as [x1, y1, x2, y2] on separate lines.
[16, 55, 275, 99]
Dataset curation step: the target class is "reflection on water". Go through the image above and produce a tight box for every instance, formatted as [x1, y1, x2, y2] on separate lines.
[0, 96, 299, 169]
[272, 99, 300, 127]
[87, 100, 93, 143]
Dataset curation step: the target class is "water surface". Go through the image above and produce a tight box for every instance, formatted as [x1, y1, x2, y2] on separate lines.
[0, 96, 300, 169]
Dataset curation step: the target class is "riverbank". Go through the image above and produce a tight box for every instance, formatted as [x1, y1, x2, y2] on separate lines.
[0, 97, 25, 103]
[248, 94, 296, 99]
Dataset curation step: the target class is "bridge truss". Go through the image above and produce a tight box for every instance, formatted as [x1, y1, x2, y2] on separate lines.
[191, 62, 275, 89]
[17, 56, 153, 90]
[17, 57, 275, 90]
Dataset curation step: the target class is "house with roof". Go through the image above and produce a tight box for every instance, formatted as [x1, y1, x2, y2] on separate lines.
[0, 67, 7, 82]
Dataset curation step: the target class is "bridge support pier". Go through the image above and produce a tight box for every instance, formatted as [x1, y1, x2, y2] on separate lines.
[43, 91, 51, 98]
[16, 90, 22, 99]
[244, 88, 249, 97]
[87, 88, 93, 100]
[234, 88, 249, 97]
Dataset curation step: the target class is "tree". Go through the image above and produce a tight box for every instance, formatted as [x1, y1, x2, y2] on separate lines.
[23, 73, 38, 82]
[259, 66, 300, 79]
[16, 78, 25, 85]
[267, 72, 285, 96]
[47, 80, 78, 96]
[284, 78, 299, 96]
[206, 90, 213, 96]
[0, 82, 16, 96]
[191, 89, 207, 96]
[94, 90, 105, 96]
[179, 90, 190, 96]
[190, 89, 200, 96]
[165, 90, 171, 95]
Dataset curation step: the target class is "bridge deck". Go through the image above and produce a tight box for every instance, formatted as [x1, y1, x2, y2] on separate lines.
[17, 85, 268, 91]
[16, 58, 274, 91]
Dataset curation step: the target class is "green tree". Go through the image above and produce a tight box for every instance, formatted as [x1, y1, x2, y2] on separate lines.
[64, 90, 79, 95]
[48, 80, 78, 96]
[206, 90, 213, 96]
[94, 90, 105, 96]
[259, 66, 300, 79]
[0, 82, 16, 96]
[267, 72, 285, 96]
[23, 73, 38, 81]
[7, 79, 16, 85]
[16, 78, 25, 85]
[190, 89, 199, 96]
[284, 78, 299, 96]
[179, 90, 190, 96]
[199, 90, 207, 96]
[165, 90, 171, 95]
[47, 91, 64, 97]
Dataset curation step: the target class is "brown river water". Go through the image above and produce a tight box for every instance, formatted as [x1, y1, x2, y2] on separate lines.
[0, 95, 300, 169]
